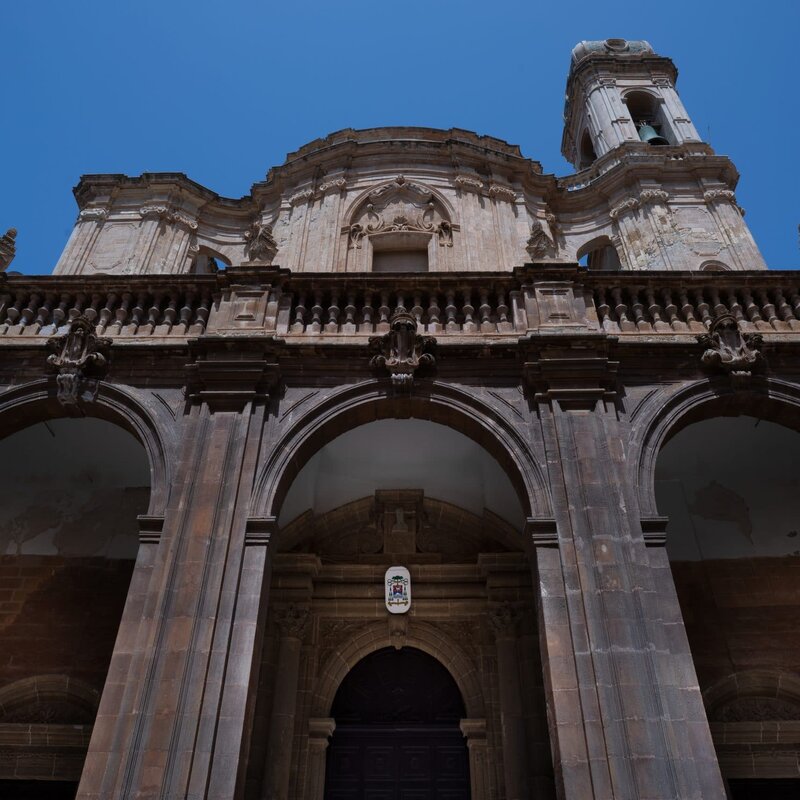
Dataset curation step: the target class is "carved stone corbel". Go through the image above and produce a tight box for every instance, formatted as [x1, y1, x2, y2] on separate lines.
[697, 313, 763, 388]
[369, 310, 436, 389]
[46, 315, 111, 406]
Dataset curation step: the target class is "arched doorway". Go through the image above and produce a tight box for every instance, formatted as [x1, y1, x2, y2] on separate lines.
[324, 647, 469, 799]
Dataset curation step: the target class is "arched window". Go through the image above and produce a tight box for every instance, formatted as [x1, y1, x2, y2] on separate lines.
[576, 236, 622, 270]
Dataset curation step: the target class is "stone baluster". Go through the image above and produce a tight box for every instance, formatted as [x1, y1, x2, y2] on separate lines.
[496, 290, 512, 332]
[611, 288, 635, 332]
[694, 288, 712, 327]
[427, 293, 442, 334]
[305, 718, 336, 800]
[34, 293, 54, 332]
[97, 292, 117, 334]
[144, 292, 162, 334]
[479, 289, 493, 332]
[774, 288, 799, 330]
[660, 289, 685, 331]
[708, 287, 727, 322]
[20, 292, 40, 330]
[411, 293, 424, 327]
[488, 603, 530, 800]
[52, 293, 71, 331]
[445, 290, 458, 332]
[3, 292, 24, 330]
[741, 288, 766, 330]
[69, 292, 87, 322]
[596, 288, 615, 332]
[160, 293, 178, 334]
[177, 292, 193, 334]
[462, 289, 477, 333]
[361, 292, 374, 334]
[194, 291, 211, 334]
[757, 289, 778, 329]
[342, 293, 357, 334]
[128, 293, 145, 334]
[113, 292, 132, 335]
[377, 291, 391, 332]
[678, 288, 702, 331]
[291, 291, 307, 333]
[630, 290, 650, 332]
[725, 289, 746, 325]
[263, 604, 311, 800]
[645, 289, 669, 332]
[86, 292, 103, 324]
[309, 291, 324, 334]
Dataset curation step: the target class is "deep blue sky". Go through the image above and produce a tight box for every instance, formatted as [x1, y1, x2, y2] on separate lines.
[3, 1, 798, 274]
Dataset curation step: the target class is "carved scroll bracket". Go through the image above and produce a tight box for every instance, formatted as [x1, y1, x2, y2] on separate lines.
[697, 313, 763, 388]
[46, 315, 111, 406]
[369, 310, 436, 390]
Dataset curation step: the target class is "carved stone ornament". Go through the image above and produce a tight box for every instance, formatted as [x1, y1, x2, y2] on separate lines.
[349, 176, 455, 248]
[488, 602, 521, 639]
[697, 313, 763, 387]
[244, 221, 278, 263]
[526, 218, 557, 259]
[0, 227, 17, 272]
[369, 309, 436, 389]
[275, 603, 310, 640]
[46, 315, 111, 406]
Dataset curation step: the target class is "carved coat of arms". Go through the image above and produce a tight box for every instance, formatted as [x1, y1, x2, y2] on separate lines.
[385, 566, 411, 614]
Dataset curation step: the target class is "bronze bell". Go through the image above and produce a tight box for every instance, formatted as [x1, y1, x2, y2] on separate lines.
[638, 123, 669, 146]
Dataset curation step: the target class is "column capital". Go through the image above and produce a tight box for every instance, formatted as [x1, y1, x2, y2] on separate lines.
[308, 717, 336, 744]
[459, 718, 487, 742]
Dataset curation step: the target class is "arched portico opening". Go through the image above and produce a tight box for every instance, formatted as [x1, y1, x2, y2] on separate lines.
[0, 411, 152, 798]
[653, 397, 800, 798]
[324, 647, 469, 799]
[246, 391, 555, 800]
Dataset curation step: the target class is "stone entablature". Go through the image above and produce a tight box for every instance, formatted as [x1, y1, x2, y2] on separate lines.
[2, 267, 797, 344]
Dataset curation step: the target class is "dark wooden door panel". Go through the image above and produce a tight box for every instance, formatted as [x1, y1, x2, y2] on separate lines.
[325, 728, 469, 800]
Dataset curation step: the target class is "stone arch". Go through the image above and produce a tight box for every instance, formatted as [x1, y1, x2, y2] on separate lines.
[703, 670, 800, 722]
[699, 259, 731, 272]
[0, 379, 171, 515]
[252, 380, 551, 524]
[312, 620, 485, 719]
[630, 378, 800, 518]
[0, 674, 100, 724]
[576, 234, 622, 270]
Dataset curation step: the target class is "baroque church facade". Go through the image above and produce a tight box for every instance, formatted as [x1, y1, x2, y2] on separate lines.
[0, 39, 799, 800]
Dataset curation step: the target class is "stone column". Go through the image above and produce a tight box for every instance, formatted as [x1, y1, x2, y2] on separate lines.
[488, 603, 530, 800]
[305, 717, 335, 799]
[460, 718, 488, 800]
[524, 328, 727, 799]
[262, 604, 311, 800]
[77, 344, 280, 799]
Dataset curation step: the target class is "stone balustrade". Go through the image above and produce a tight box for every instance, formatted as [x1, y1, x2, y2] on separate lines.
[1, 268, 799, 341]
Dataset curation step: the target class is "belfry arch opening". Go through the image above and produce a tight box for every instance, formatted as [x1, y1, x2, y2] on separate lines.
[0, 417, 150, 798]
[325, 647, 469, 798]
[655, 412, 800, 798]
[624, 90, 672, 146]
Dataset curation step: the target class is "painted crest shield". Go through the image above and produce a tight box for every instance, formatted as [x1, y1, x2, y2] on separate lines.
[385, 566, 411, 614]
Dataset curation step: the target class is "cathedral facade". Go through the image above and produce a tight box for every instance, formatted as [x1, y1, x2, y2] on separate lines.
[0, 39, 798, 800]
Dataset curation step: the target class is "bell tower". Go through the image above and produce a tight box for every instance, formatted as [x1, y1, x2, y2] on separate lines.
[562, 38, 702, 170]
